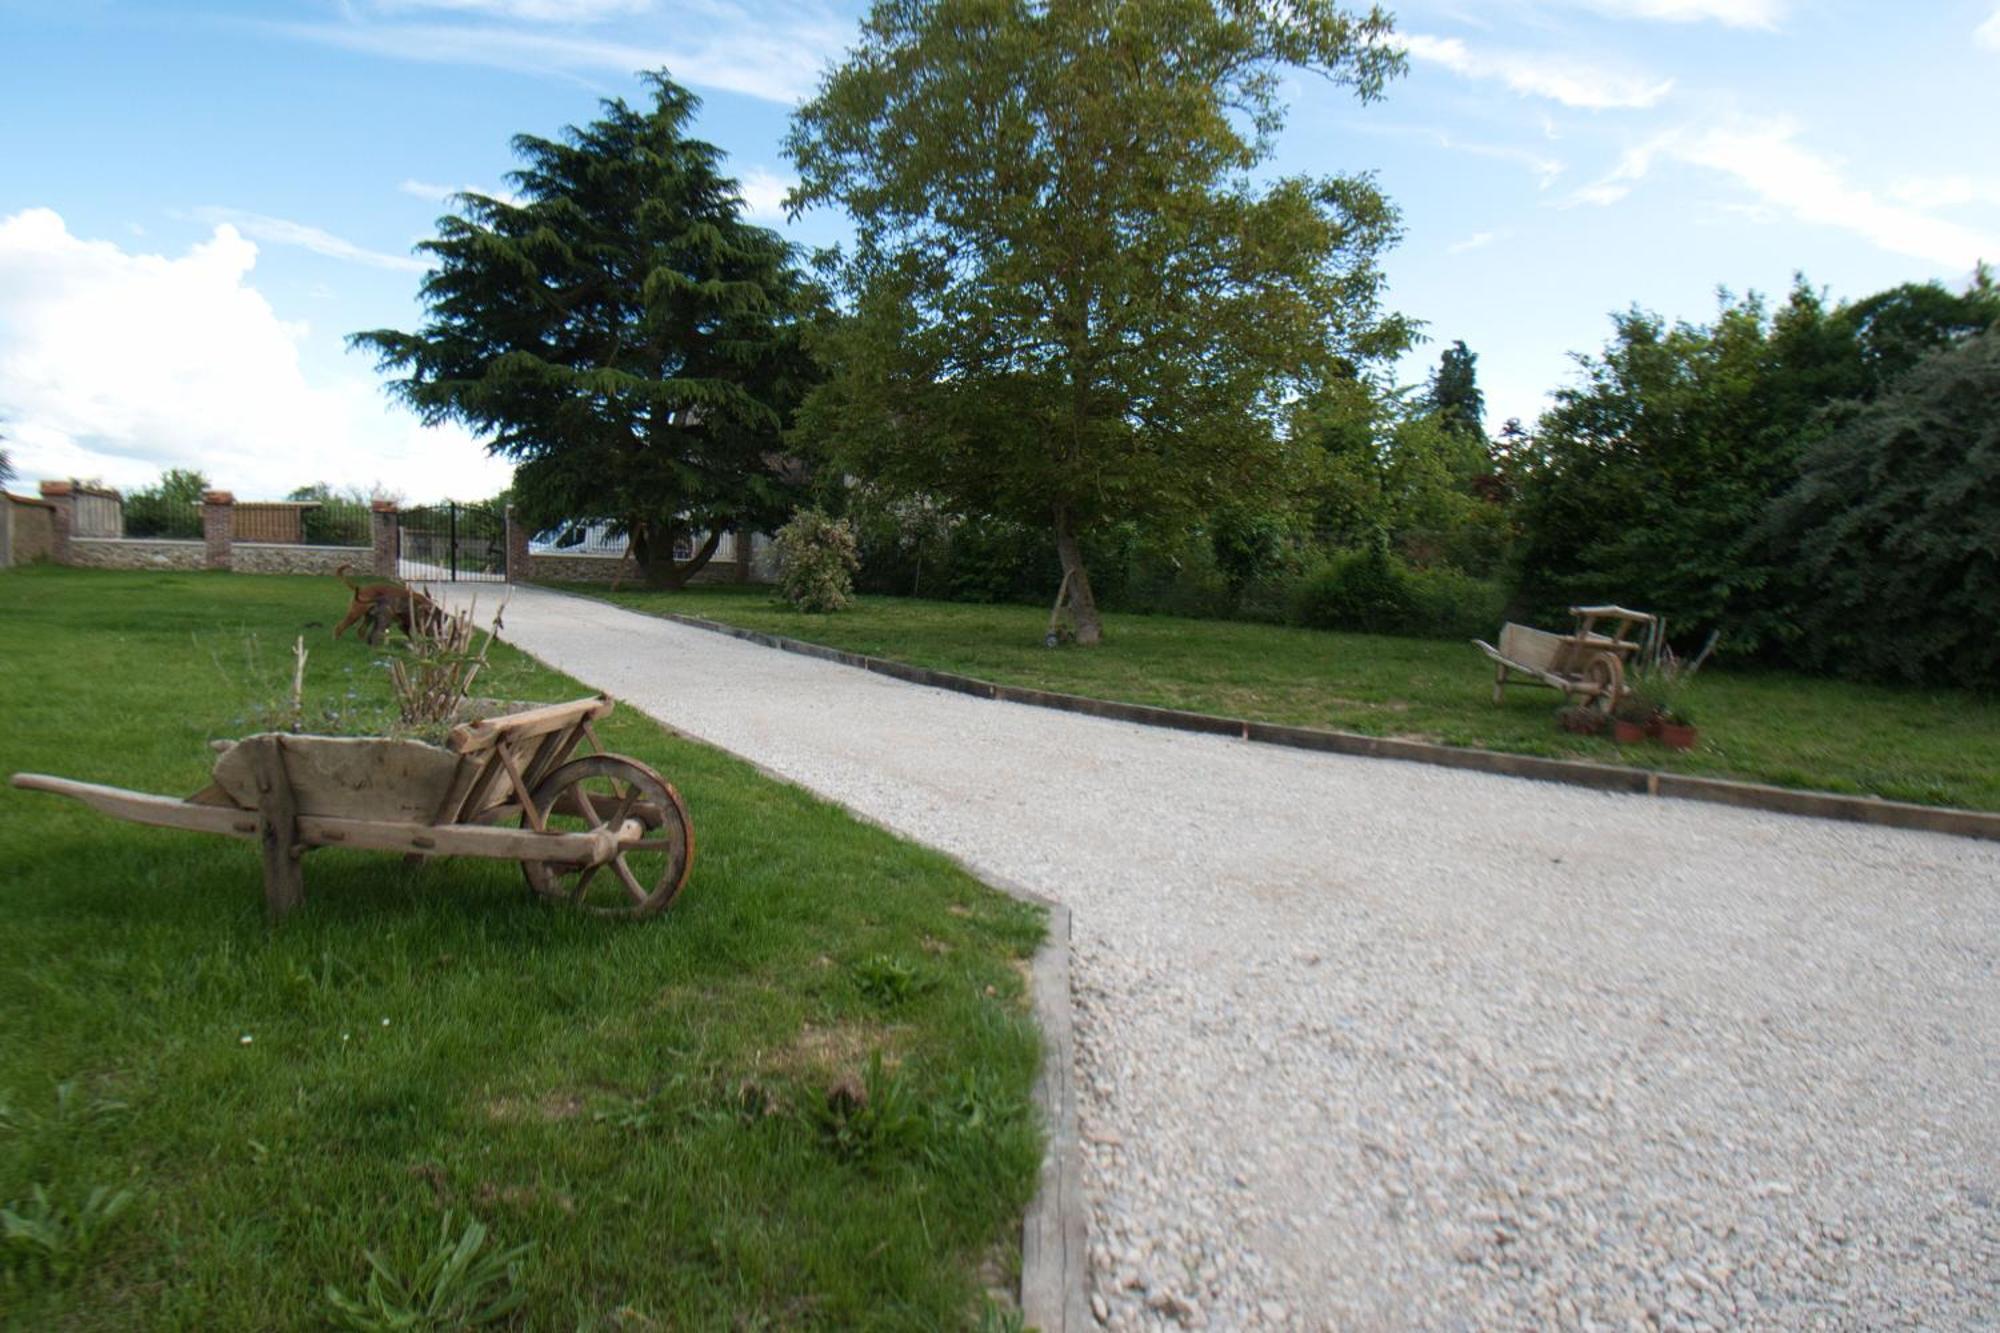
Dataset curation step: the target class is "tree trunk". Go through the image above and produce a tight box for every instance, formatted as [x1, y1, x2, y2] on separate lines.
[642, 526, 725, 590]
[1052, 503, 1103, 645]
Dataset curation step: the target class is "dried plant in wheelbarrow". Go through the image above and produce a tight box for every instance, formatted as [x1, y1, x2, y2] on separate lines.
[389, 589, 503, 728]
[10, 602, 693, 922]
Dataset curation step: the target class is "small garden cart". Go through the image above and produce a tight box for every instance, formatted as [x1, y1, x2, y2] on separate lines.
[10, 695, 694, 920]
[1471, 605, 1657, 713]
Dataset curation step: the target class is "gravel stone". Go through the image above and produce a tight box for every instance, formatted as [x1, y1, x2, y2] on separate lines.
[472, 587, 2000, 1330]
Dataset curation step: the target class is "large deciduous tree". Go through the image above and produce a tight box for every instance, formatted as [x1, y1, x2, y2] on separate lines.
[787, 0, 1412, 643]
[353, 73, 816, 588]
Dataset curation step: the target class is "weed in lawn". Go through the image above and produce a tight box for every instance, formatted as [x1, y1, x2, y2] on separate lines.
[1, 1182, 135, 1291]
[814, 1051, 927, 1167]
[323, 1213, 530, 1332]
[853, 952, 934, 1007]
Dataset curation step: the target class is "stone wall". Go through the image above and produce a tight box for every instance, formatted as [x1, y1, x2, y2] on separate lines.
[231, 542, 372, 576]
[526, 531, 777, 586]
[4, 494, 56, 566]
[68, 538, 207, 570]
[526, 552, 631, 584]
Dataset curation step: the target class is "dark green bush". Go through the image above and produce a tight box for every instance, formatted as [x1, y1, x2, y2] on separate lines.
[1291, 548, 1412, 633]
[1291, 549, 1504, 639]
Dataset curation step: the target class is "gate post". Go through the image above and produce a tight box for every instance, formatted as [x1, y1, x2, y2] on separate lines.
[505, 506, 531, 585]
[38, 481, 75, 565]
[201, 490, 234, 571]
[370, 500, 398, 579]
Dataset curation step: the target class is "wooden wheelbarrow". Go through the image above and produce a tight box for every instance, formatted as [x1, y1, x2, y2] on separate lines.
[1471, 605, 1657, 713]
[10, 695, 694, 920]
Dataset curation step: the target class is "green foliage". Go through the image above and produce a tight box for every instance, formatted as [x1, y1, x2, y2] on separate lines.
[773, 508, 861, 613]
[810, 1052, 926, 1169]
[1291, 547, 1411, 634]
[1427, 340, 1486, 443]
[123, 467, 208, 538]
[288, 483, 376, 546]
[1760, 328, 2000, 688]
[1284, 547, 1507, 639]
[1297, 381, 1509, 575]
[789, 0, 1413, 641]
[1513, 271, 2000, 657]
[2, 1183, 134, 1291]
[324, 1214, 530, 1331]
[352, 73, 816, 589]
[851, 954, 932, 1008]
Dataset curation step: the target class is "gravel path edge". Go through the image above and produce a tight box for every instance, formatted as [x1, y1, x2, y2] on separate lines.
[646, 608, 2000, 844]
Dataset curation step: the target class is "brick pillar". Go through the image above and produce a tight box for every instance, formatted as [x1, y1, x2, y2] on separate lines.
[201, 490, 234, 570]
[370, 501, 398, 579]
[505, 506, 531, 585]
[38, 480, 75, 565]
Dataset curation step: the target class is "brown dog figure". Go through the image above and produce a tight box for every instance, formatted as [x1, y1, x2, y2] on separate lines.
[333, 565, 446, 645]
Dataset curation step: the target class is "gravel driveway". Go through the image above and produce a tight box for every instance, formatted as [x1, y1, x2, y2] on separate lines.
[461, 586, 2000, 1330]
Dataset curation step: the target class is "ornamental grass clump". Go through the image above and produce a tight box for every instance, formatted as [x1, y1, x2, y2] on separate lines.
[774, 509, 860, 613]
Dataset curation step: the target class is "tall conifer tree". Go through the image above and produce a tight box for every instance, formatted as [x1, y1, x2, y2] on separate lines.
[354, 73, 815, 587]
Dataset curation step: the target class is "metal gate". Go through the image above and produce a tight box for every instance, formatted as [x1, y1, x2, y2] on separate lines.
[396, 500, 507, 583]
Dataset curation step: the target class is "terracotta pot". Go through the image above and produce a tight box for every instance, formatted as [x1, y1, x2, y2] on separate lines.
[1655, 722, 1698, 751]
[1612, 719, 1649, 744]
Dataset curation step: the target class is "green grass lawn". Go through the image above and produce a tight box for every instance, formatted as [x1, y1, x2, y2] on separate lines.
[0, 567, 1044, 1330]
[572, 582, 2000, 814]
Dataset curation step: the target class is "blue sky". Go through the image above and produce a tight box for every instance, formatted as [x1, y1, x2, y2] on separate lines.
[2, 0, 1996, 502]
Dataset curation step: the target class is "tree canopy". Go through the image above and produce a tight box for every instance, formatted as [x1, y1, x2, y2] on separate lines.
[1760, 327, 2000, 688]
[1510, 271, 2000, 650]
[1426, 340, 1484, 444]
[787, 0, 1412, 642]
[353, 72, 816, 587]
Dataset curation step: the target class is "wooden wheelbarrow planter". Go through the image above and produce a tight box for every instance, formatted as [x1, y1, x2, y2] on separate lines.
[1472, 605, 1657, 714]
[10, 695, 694, 921]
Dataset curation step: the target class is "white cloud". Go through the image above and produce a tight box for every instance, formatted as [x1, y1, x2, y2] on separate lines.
[278, 5, 849, 105]
[191, 207, 428, 272]
[1448, 231, 1499, 254]
[369, 0, 652, 20]
[1401, 33, 1673, 110]
[399, 178, 525, 208]
[1891, 175, 2000, 211]
[0, 208, 510, 501]
[1571, 0, 1785, 28]
[1567, 120, 2000, 269]
[735, 168, 795, 220]
[1979, 6, 2000, 49]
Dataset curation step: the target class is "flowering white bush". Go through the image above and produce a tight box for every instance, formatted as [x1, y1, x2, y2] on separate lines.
[774, 509, 861, 613]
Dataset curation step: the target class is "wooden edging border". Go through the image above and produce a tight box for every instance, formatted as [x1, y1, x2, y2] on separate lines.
[659, 611, 2000, 845]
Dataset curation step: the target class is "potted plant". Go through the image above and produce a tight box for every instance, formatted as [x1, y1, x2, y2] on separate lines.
[1654, 704, 1698, 751]
[1632, 635, 1714, 752]
[1610, 694, 1657, 744]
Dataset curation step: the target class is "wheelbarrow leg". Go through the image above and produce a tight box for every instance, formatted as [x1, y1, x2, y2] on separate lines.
[247, 736, 305, 921]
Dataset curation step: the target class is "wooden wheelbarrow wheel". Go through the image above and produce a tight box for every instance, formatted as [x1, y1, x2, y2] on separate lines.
[520, 755, 694, 918]
[1579, 650, 1626, 714]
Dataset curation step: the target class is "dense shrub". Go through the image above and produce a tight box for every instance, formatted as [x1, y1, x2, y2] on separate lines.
[1291, 548, 1411, 634]
[1290, 548, 1503, 639]
[1759, 327, 2000, 689]
[773, 509, 860, 613]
